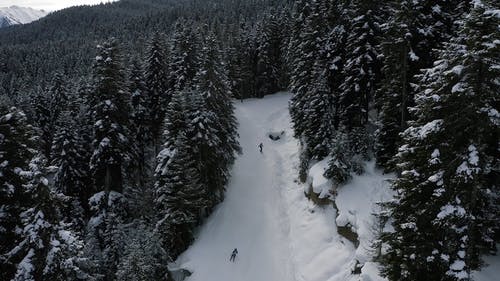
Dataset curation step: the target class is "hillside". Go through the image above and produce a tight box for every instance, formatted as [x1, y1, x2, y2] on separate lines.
[0, 0, 288, 97]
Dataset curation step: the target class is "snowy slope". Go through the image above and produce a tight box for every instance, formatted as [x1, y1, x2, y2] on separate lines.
[0, 6, 48, 28]
[174, 92, 498, 281]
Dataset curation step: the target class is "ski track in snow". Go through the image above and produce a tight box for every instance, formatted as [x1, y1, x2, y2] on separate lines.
[177, 92, 298, 281]
[177, 92, 361, 281]
[176, 92, 370, 281]
[175, 92, 497, 281]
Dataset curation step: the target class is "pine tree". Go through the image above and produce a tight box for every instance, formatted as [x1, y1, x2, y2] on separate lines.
[85, 39, 133, 280]
[302, 65, 334, 159]
[226, 23, 248, 100]
[234, 22, 259, 99]
[88, 39, 132, 195]
[9, 157, 58, 281]
[129, 60, 151, 187]
[375, 0, 470, 170]
[115, 222, 168, 281]
[33, 73, 69, 161]
[51, 111, 90, 230]
[184, 89, 222, 210]
[289, 0, 350, 178]
[289, 0, 321, 138]
[255, 11, 285, 97]
[144, 33, 168, 150]
[85, 190, 128, 280]
[0, 107, 37, 280]
[168, 20, 199, 93]
[0, 111, 85, 280]
[155, 132, 207, 258]
[375, 1, 412, 170]
[322, 0, 349, 132]
[382, 2, 499, 279]
[194, 31, 240, 203]
[339, 0, 382, 133]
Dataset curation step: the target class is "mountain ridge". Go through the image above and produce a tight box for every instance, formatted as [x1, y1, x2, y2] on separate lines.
[0, 5, 48, 28]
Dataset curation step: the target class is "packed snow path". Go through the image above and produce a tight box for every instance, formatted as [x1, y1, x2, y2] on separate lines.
[177, 92, 371, 281]
[175, 92, 498, 281]
[176, 92, 298, 281]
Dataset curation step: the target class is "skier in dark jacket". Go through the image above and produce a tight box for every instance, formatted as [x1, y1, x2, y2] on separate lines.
[258, 143, 263, 153]
[229, 248, 238, 262]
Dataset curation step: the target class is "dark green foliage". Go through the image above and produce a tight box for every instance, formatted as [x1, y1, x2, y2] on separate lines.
[129, 60, 152, 186]
[338, 0, 382, 132]
[255, 11, 288, 97]
[115, 222, 168, 281]
[168, 20, 199, 93]
[375, 0, 469, 171]
[227, 22, 259, 99]
[302, 67, 334, 159]
[144, 33, 168, 145]
[33, 73, 69, 161]
[155, 29, 240, 259]
[51, 111, 90, 229]
[89, 39, 132, 194]
[0, 107, 37, 280]
[289, 0, 381, 181]
[381, 2, 499, 279]
[195, 31, 241, 173]
[0, 108, 85, 281]
[1, 1, 281, 280]
[155, 132, 207, 257]
[0, 0, 289, 99]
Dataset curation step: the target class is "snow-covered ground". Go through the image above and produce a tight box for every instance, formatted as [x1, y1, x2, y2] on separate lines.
[176, 92, 297, 281]
[473, 249, 500, 281]
[175, 92, 498, 281]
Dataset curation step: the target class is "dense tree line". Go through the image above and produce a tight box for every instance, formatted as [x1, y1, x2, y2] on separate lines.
[288, 0, 498, 280]
[0, 1, 292, 280]
[0, 0, 290, 101]
[1, 0, 498, 280]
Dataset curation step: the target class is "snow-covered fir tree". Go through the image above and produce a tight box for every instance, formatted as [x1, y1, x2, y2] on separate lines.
[144, 33, 169, 151]
[375, 0, 470, 170]
[32, 73, 69, 162]
[128, 60, 151, 187]
[184, 89, 222, 211]
[227, 22, 258, 99]
[88, 39, 132, 195]
[289, 0, 320, 139]
[301, 65, 334, 160]
[51, 111, 90, 230]
[0, 107, 38, 280]
[0, 107, 86, 280]
[155, 131, 207, 258]
[382, 1, 499, 279]
[194, 31, 240, 204]
[115, 222, 168, 281]
[84, 39, 134, 280]
[168, 20, 199, 93]
[338, 0, 382, 133]
[255, 10, 286, 98]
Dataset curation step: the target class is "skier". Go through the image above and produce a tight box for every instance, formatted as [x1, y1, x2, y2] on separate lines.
[230, 248, 238, 262]
[258, 142, 263, 153]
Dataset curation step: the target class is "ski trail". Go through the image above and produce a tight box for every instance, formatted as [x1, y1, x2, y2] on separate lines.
[175, 91, 488, 281]
[176, 92, 298, 281]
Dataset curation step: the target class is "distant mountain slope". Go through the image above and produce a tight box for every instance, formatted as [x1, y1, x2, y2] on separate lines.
[0, 0, 288, 97]
[0, 6, 48, 28]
